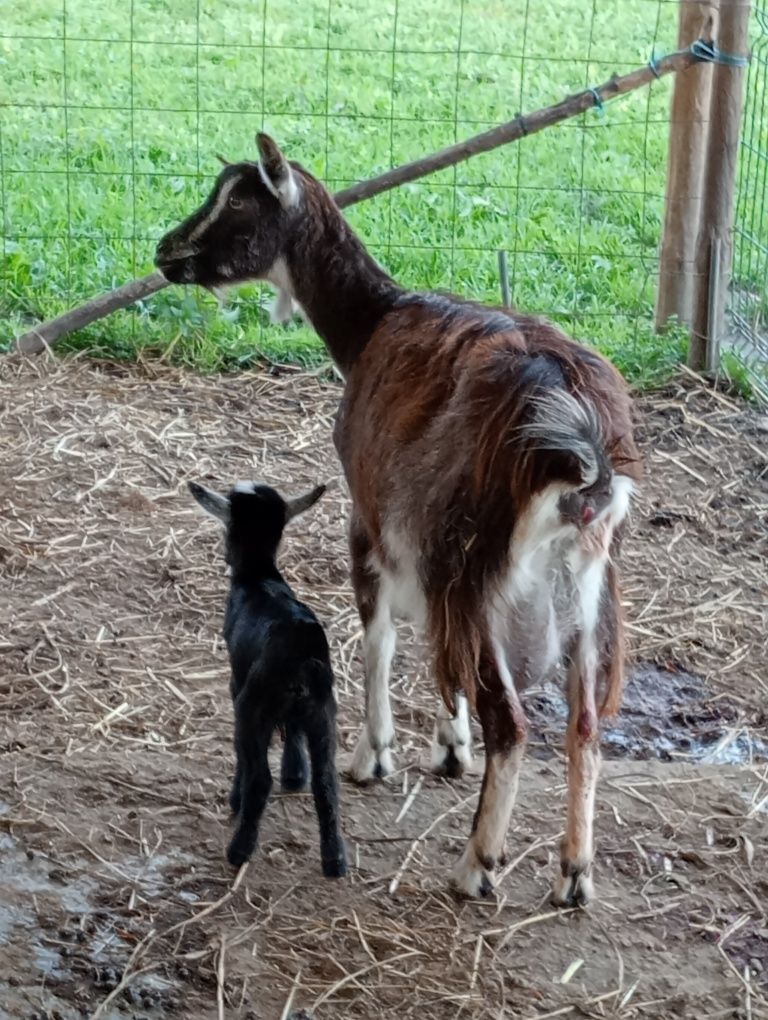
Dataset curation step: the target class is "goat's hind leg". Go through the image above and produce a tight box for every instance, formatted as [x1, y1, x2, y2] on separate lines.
[553, 560, 620, 907]
[451, 652, 527, 897]
[304, 700, 348, 878]
[348, 523, 397, 783]
[552, 652, 599, 907]
[227, 699, 274, 868]
[280, 721, 309, 792]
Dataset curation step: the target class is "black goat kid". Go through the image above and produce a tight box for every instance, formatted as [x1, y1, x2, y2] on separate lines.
[188, 479, 347, 878]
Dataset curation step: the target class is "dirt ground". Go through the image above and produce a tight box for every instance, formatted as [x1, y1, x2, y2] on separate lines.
[1, 353, 766, 1020]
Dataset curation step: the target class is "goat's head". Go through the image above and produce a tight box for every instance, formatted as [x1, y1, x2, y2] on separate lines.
[155, 134, 302, 290]
[188, 479, 326, 566]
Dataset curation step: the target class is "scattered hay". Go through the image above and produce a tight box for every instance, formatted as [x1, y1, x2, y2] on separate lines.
[0, 352, 766, 1019]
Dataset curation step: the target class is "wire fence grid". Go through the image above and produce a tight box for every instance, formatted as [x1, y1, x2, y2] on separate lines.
[0, 0, 755, 379]
[730, 1, 768, 400]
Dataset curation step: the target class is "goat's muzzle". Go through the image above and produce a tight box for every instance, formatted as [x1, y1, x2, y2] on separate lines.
[154, 233, 199, 274]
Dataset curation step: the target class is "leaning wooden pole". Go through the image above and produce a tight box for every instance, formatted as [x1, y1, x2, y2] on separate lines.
[11, 42, 710, 356]
[689, 1, 751, 370]
[655, 2, 718, 330]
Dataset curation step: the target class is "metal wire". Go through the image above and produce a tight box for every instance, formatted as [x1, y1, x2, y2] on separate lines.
[0, 1, 683, 355]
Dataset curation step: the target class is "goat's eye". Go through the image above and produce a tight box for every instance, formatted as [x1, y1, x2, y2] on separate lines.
[228, 195, 243, 210]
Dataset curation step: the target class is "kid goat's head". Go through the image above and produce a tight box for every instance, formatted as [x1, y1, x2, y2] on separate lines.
[155, 134, 302, 289]
[188, 480, 326, 567]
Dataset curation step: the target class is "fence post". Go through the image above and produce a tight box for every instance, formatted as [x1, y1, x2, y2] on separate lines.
[656, 0, 718, 331]
[689, 0, 751, 370]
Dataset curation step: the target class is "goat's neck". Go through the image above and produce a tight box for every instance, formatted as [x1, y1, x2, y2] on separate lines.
[282, 201, 404, 374]
[229, 556, 282, 587]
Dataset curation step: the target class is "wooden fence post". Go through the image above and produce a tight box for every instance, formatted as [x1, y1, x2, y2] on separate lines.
[689, 0, 751, 370]
[656, 0, 718, 331]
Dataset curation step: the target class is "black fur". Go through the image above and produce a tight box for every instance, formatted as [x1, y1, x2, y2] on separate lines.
[189, 481, 347, 879]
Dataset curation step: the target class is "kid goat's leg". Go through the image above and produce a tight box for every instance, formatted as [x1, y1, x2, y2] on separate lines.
[304, 698, 348, 878]
[451, 650, 528, 897]
[349, 522, 397, 782]
[553, 556, 615, 907]
[431, 693, 473, 778]
[227, 695, 274, 868]
[280, 721, 309, 792]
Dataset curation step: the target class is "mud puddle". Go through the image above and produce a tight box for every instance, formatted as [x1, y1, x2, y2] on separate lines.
[526, 663, 767, 763]
[0, 810, 188, 1020]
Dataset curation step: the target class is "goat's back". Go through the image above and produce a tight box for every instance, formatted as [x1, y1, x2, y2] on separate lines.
[335, 294, 639, 538]
[225, 579, 332, 694]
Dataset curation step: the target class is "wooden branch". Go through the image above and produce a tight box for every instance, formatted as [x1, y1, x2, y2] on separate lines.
[13, 273, 169, 355]
[333, 45, 704, 207]
[11, 40, 710, 355]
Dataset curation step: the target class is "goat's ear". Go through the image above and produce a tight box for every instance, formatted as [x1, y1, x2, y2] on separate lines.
[256, 132, 300, 209]
[284, 483, 327, 522]
[188, 481, 230, 524]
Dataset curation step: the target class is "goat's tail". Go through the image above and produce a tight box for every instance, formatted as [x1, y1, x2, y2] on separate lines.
[518, 387, 606, 489]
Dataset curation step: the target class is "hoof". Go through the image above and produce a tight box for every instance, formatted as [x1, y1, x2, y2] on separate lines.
[431, 740, 472, 779]
[226, 843, 252, 869]
[280, 773, 308, 793]
[227, 830, 257, 869]
[322, 852, 348, 879]
[349, 729, 394, 784]
[552, 868, 594, 908]
[451, 844, 496, 899]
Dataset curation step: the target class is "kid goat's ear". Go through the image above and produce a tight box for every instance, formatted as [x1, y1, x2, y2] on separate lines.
[284, 483, 327, 522]
[256, 132, 300, 209]
[188, 481, 230, 524]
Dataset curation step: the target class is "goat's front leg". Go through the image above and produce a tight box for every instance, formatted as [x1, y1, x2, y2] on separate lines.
[451, 653, 528, 897]
[553, 651, 600, 907]
[431, 693, 473, 777]
[349, 524, 397, 782]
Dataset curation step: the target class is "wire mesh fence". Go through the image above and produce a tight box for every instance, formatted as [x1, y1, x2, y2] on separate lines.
[1, 1, 683, 373]
[730, 1, 768, 400]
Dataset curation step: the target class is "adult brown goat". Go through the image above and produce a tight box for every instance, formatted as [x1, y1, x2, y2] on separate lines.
[156, 134, 642, 905]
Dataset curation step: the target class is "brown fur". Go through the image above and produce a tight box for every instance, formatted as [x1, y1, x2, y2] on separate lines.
[335, 297, 641, 712]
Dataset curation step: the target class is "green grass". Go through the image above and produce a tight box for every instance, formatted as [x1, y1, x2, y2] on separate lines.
[0, 0, 706, 385]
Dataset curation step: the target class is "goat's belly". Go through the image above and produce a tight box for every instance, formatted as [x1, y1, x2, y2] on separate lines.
[383, 564, 428, 625]
[495, 589, 572, 688]
[378, 526, 428, 625]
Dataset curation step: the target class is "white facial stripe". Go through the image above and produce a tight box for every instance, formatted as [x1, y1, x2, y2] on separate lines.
[233, 480, 256, 494]
[189, 174, 242, 243]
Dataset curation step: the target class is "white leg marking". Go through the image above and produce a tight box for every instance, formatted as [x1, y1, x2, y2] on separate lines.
[431, 694, 473, 776]
[349, 598, 397, 783]
[451, 745, 526, 898]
